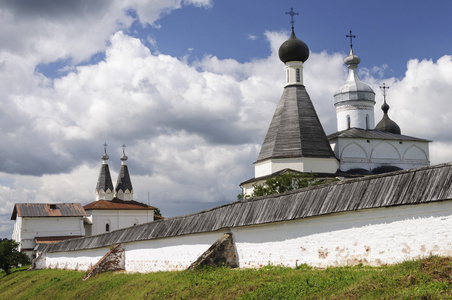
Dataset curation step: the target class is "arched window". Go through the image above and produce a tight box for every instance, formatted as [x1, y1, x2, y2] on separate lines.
[366, 114, 369, 129]
[105, 223, 110, 232]
[347, 115, 351, 129]
[296, 69, 300, 82]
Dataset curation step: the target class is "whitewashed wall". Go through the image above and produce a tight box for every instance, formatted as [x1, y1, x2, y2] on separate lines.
[332, 137, 430, 172]
[86, 209, 155, 236]
[45, 247, 110, 271]
[14, 216, 84, 259]
[124, 231, 228, 272]
[232, 200, 452, 268]
[42, 200, 452, 272]
[254, 157, 339, 178]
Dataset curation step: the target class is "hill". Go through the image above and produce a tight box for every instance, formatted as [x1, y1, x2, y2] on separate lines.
[1, 256, 451, 299]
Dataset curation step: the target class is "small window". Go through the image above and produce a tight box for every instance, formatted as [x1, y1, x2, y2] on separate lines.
[296, 69, 300, 82]
[366, 114, 369, 130]
[49, 204, 57, 210]
[347, 115, 351, 129]
[106, 223, 110, 232]
[286, 70, 289, 83]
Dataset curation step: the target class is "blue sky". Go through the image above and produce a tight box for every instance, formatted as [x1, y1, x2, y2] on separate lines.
[1, 0, 452, 238]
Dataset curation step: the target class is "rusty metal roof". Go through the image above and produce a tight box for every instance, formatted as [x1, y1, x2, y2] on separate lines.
[35, 236, 83, 244]
[10, 203, 86, 220]
[83, 198, 156, 210]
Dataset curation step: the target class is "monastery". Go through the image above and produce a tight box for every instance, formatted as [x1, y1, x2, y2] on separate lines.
[11, 145, 160, 260]
[18, 10, 452, 274]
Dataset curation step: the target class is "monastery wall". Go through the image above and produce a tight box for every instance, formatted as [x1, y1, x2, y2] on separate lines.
[41, 200, 452, 273]
[45, 247, 110, 271]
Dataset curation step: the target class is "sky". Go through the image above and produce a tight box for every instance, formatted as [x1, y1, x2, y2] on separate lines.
[1, 0, 452, 238]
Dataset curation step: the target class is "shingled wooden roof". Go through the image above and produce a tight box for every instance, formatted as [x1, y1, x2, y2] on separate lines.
[256, 85, 337, 162]
[38, 162, 452, 253]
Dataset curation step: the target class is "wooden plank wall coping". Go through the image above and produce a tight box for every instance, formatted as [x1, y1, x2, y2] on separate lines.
[37, 162, 452, 253]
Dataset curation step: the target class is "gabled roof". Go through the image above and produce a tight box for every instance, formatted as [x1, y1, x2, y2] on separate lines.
[327, 127, 431, 142]
[257, 85, 337, 163]
[38, 162, 452, 254]
[83, 198, 156, 210]
[10, 203, 86, 220]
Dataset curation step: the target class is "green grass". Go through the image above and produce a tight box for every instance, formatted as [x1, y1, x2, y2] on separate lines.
[1, 256, 452, 299]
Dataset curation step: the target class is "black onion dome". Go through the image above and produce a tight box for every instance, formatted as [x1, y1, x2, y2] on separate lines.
[279, 29, 310, 63]
[375, 102, 401, 134]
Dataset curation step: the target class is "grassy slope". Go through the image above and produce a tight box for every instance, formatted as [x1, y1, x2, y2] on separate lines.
[1, 256, 451, 299]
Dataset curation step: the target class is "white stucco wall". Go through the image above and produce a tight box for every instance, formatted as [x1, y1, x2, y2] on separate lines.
[254, 157, 339, 178]
[336, 103, 375, 131]
[42, 200, 452, 273]
[124, 231, 229, 272]
[232, 200, 452, 269]
[12, 216, 22, 248]
[14, 217, 84, 253]
[332, 137, 430, 172]
[86, 209, 155, 236]
[45, 247, 110, 271]
[284, 61, 304, 86]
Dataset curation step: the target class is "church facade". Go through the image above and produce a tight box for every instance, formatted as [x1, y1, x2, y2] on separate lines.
[328, 44, 430, 174]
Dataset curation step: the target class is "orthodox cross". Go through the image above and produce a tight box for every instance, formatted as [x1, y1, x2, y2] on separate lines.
[122, 144, 126, 154]
[346, 30, 356, 49]
[380, 83, 390, 103]
[286, 7, 299, 29]
[103, 142, 108, 154]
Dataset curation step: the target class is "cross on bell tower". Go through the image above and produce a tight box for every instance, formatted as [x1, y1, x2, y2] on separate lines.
[285, 7, 299, 29]
[380, 83, 390, 104]
[346, 30, 356, 49]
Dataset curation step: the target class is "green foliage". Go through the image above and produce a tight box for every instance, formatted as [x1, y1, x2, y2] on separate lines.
[251, 172, 325, 197]
[154, 208, 162, 216]
[0, 239, 30, 275]
[237, 193, 250, 201]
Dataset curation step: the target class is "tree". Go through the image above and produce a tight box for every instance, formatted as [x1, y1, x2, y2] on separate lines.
[251, 172, 320, 197]
[0, 239, 30, 275]
[154, 208, 162, 217]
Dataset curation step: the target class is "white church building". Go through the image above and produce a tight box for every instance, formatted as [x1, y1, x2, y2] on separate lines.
[328, 41, 430, 174]
[240, 28, 430, 197]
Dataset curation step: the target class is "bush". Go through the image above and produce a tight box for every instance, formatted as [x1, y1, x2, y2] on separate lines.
[0, 239, 30, 275]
